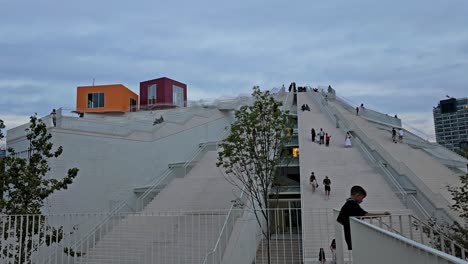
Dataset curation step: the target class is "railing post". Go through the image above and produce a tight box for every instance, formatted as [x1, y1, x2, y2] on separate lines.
[409, 215, 414, 240]
[333, 209, 345, 264]
[441, 236, 445, 253]
[398, 215, 403, 235]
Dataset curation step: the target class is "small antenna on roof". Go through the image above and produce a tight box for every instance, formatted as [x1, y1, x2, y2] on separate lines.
[92, 78, 95, 86]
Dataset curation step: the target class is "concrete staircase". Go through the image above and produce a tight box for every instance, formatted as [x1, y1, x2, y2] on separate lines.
[297, 92, 415, 263]
[73, 151, 239, 264]
[255, 238, 303, 264]
[75, 213, 226, 264]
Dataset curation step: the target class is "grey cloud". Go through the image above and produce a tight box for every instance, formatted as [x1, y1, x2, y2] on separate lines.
[1, 0, 468, 138]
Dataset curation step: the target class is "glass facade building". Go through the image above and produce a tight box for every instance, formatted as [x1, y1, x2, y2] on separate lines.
[433, 97, 468, 152]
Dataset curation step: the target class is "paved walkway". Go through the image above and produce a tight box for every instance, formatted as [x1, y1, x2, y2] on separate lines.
[298, 92, 411, 263]
[329, 100, 461, 205]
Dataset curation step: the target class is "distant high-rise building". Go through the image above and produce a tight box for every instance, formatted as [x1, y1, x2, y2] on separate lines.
[433, 97, 468, 152]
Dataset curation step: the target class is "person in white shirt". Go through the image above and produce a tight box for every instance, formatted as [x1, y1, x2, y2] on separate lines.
[398, 129, 404, 143]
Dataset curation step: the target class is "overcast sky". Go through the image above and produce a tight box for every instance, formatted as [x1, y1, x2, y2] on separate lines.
[1, 0, 467, 141]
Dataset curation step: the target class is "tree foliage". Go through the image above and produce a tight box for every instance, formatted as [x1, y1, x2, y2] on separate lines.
[0, 119, 5, 142]
[447, 174, 468, 250]
[217, 86, 291, 264]
[0, 115, 79, 262]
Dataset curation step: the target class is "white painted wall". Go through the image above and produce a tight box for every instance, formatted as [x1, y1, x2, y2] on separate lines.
[6, 109, 234, 214]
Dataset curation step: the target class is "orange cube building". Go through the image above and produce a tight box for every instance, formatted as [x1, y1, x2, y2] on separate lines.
[76, 84, 138, 114]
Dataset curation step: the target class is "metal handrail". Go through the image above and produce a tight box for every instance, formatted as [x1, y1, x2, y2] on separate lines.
[315, 90, 459, 222]
[136, 138, 220, 211]
[136, 168, 173, 211]
[359, 214, 468, 259]
[307, 91, 408, 207]
[45, 134, 228, 263]
[352, 217, 467, 263]
[45, 141, 218, 263]
[202, 186, 246, 264]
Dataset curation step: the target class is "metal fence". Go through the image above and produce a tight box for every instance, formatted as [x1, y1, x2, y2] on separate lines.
[358, 214, 468, 260]
[350, 217, 468, 264]
[0, 209, 309, 264]
[308, 90, 460, 222]
[2, 210, 464, 264]
[0, 211, 230, 264]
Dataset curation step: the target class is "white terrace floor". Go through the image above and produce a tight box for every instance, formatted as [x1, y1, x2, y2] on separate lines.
[297, 92, 413, 263]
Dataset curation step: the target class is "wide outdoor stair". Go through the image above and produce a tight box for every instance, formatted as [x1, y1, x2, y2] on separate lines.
[255, 238, 303, 264]
[297, 92, 417, 263]
[75, 213, 226, 264]
[74, 150, 239, 263]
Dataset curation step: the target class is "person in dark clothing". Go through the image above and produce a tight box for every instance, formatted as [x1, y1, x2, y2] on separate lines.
[50, 109, 57, 127]
[301, 104, 305, 111]
[319, 248, 326, 263]
[356, 106, 359, 116]
[311, 128, 316, 142]
[305, 104, 310, 111]
[330, 239, 336, 262]
[337, 186, 390, 250]
[325, 133, 331, 147]
[310, 172, 318, 191]
[392, 128, 397, 143]
[323, 176, 331, 199]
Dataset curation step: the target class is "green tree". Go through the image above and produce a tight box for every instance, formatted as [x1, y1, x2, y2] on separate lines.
[0, 115, 79, 262]
[0, 119, 5, 203]
[0, 119, 4, 142]
[217, 87, 291, 264]
[447, 174, 468, 251]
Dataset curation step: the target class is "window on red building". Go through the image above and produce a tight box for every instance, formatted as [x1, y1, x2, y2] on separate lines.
[172, 85, 184, 107]
[148, 84, 156, 105]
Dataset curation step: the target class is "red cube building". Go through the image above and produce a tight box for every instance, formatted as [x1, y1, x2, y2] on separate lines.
[140, 77, 187, 110]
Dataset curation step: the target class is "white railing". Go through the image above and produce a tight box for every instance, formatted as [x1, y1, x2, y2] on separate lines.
[308, 91, 408, 206]
[1, 211, 231, 264]
[358, 214, 467, 260]
[334, 94, 402, 127]
[350, 217, 468, 264]
[219, 208, 306, 264]
[137, 141, 212, 211]
[1, 209, 303, 264]
[309, 90, 458, 223]
[44, 131, 229, 263]
[7, 210, 457, 263]
[202, 187, 247, 264]
[135, 169, 174, 211]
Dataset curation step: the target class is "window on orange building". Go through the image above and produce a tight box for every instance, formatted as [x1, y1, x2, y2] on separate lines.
[148, 84, 156, 105]
[87, 93, 105, 108]
[130, 98, 137, 112]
